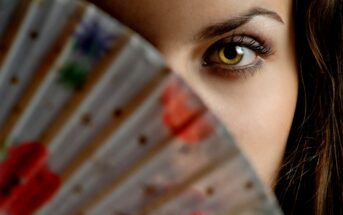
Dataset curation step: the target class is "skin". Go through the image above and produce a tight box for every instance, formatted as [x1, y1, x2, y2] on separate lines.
[90, 0, 298, 187]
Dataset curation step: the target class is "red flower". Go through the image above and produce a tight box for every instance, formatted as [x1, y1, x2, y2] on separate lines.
[161, 77, 214, 144]
[0, 142, 61, 215]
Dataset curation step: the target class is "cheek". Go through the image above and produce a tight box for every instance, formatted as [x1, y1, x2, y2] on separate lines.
[225, 70, 298, 186]
[221, 71, 298, 161]
[169, 54, 298, 185]
[208, 69, 296, 143]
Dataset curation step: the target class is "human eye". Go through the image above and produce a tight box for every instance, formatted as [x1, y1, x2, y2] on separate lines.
[201, 35, 273, 77]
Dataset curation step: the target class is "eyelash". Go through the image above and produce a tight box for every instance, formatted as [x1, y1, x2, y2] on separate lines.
[201, 34, 273, 77]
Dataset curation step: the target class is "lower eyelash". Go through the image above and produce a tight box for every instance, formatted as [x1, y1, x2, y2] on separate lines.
[203, 58, 264, 78]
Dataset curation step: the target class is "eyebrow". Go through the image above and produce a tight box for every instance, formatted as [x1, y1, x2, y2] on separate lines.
[194, 7, 284, 41]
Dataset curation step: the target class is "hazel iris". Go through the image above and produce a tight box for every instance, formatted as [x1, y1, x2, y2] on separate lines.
[218, 45, 244, 65]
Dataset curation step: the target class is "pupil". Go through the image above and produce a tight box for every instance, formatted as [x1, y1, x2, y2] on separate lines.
[224, 45, 238, 59]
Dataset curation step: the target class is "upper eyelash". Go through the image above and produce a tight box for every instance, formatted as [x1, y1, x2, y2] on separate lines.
[236, 35, 271, 53]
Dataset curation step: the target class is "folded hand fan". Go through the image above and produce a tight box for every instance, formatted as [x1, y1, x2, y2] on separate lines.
[0, 1, 283, 214]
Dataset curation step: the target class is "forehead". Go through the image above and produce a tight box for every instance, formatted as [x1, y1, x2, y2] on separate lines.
[108, 0, 291, 46]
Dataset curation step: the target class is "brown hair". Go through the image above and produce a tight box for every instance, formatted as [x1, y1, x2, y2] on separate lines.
[275, 0, 343, 214]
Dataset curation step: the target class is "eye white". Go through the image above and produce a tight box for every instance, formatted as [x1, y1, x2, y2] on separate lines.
[234, 46, 257, 66]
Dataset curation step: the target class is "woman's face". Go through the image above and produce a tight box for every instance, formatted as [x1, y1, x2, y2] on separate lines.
[96, 0, 298, 187]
